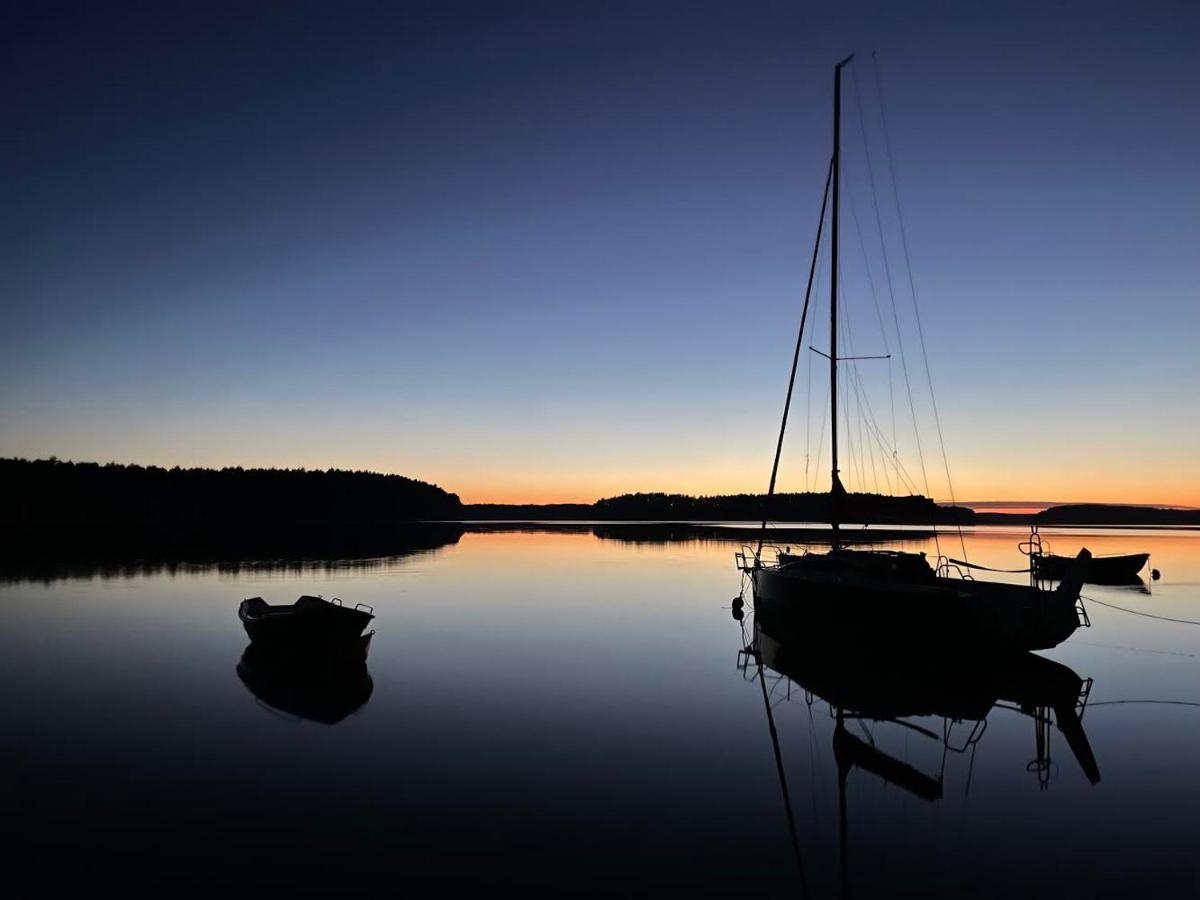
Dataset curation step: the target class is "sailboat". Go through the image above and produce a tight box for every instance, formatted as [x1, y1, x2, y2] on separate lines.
[738, 56, 1091, 654]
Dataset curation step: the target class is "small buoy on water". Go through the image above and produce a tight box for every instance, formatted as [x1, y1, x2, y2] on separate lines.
[1152, 568, 1161, 581]
[731, 596, 745, 610]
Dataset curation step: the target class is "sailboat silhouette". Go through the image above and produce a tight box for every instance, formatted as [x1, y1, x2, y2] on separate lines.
[738, 56, 1091, 654]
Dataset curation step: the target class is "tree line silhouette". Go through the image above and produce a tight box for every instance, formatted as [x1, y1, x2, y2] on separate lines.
[1, 457, 462, 524]
[591, 491, 974, 523]
[468, 491, 975, 524]
[1031, 503, 1199, 526]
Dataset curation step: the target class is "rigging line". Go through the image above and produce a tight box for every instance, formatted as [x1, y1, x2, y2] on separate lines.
[838, 289, 866, 493]
[870, 52, 968, 562]
[848, 361, 901, 493]
[888, 357, 897, 466]
[758, 158, 833, 555]
[757, 662, 811, 898]
[844, 132, 897, 456]
[867, 415, 922, 495]
[865, 381, 881, 492]
[863, 376, 880, 493]
[805, 245, 825, 491]
[857, 365, 880, 494]
[1081, 595, 1200, 627]
[863, 377, 893, 492]
[859, 381, 902, 496]
[848, 300, 875, 496]
[848, 61, 931, 507]
[836, 282, 856, 492]
[804, 348, 812, 489]
[848, 377, 863, 492]
[813, 380, 830, 494]
[836, 289, 857, 490]
[845, 177, 890, 351]
[838, 280, 879, 494]
[845, 170, 897, 468]
[839, 274, 928, 503]
[850, 363, 891, 493]
[848, 366, 920, 494]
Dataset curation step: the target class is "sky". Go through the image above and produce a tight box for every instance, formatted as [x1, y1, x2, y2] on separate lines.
[3, 1, 1198, 505]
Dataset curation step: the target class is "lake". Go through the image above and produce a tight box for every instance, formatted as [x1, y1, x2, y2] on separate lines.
[3, 525, 1198, 896]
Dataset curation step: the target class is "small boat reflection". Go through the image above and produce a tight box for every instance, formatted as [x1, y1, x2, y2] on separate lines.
[237, 634, 374, 725]
[737, 604, 1100, 896]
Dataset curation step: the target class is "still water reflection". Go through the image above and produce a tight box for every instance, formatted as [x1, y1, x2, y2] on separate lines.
[1, 527, 1198, 895]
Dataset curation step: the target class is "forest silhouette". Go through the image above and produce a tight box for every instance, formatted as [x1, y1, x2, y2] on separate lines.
[2, 457, 462, 524]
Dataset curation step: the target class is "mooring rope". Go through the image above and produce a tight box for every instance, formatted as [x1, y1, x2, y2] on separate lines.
[947, 558, 1028, 574]
[1088, 699, 1200, 709]
[1082, 594, 1200, 627]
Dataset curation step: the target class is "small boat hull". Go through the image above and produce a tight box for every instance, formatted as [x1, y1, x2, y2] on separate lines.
[1034, 552, 1148, 584]
[238, 595, 374, 646]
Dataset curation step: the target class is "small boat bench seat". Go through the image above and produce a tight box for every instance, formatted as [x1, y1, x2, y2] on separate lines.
[242, 597, 270, 616]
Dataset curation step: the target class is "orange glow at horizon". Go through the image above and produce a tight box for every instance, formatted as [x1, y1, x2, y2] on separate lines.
[448, 474, 1200, 509]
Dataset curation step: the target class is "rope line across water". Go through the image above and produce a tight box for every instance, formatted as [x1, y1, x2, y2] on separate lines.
[1083, 594, 1200, 627]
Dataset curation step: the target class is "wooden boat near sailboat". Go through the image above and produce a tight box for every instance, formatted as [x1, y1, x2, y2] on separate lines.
[737, 55, 1092, 654]
[1034, 550, 1148, 584]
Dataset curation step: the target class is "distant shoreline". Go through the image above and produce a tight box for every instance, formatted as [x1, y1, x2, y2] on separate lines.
[4, 458, 1196, 539]
[450, 519, 1200, 532]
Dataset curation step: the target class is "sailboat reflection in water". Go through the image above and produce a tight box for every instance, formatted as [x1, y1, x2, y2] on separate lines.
[735, 600, 1100, 895]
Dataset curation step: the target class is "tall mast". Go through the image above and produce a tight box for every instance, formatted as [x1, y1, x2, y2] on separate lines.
[830, 54, 853, 548]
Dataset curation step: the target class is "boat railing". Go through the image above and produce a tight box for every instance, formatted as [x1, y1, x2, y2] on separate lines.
[1018, 526, 1049, 589]
[735, 544, 786, 572]
[1077, 676, 1094, 718]
[935, 556, 974, 580]
[944, 717, 988, 754]
[1075, 595, 1092, 628]
[328, 597, 375, 615]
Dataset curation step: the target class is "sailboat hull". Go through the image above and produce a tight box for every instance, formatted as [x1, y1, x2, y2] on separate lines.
[752, 561, 1082, 653]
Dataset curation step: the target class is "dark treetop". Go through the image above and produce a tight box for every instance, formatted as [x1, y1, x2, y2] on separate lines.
[1, 457, 462, 525]
[468, 491, 974, 525]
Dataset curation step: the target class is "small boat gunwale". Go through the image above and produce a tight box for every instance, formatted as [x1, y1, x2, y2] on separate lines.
[238, 594, 375, 646]
[1033, 551, 1149, 584]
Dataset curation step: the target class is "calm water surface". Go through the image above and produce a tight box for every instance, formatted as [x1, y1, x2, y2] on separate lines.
[3, 526, 1199, 896]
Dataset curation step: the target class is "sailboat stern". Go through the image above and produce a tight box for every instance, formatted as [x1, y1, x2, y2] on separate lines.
[1053, 548, 1093, 602]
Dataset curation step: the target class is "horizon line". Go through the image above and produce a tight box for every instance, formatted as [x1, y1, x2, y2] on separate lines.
[4, 455, 1195, 510]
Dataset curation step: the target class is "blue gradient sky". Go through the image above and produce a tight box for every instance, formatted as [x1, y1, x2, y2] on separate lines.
[3, 1, 1198, 503]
